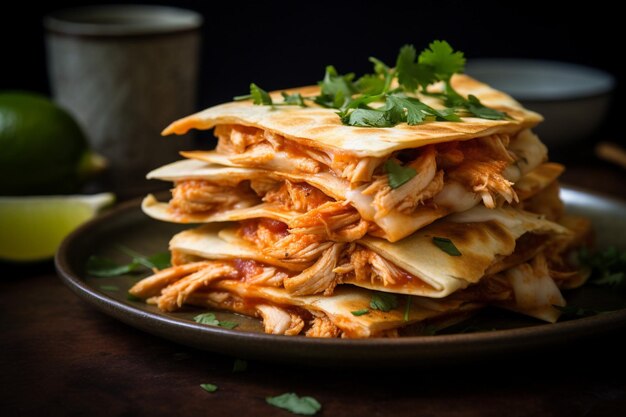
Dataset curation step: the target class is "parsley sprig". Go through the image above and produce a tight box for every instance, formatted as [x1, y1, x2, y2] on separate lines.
[238, 41, 507, 127]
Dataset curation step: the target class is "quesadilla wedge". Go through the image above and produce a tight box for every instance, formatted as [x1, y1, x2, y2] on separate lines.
[130, 201, 586, 325]
[133, 276, 482, 338]
[142, 153, 564, 242]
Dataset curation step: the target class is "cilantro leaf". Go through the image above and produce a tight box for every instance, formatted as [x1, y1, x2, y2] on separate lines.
[554, 305, 606, 318]
[340, 108, 395, 128]
[200, 383, 218, 393]
[281, 92, 307, 107]
[117, 246, 171, 270]
[418, 40, 466, 81]
[218, 321, 239, 329]
[194, 312, 220, 326]
[86, 255, 140, 277]
[370, 292, 398, 312]
[432, 237, 462, 256]
[579, 246, 626, 288]
[99, 285, 119, 292]
[384, 160, 417, 189]
[395, 44, 420, 92]
[354, 74, 386, 95]
[315, 65, 355, 109]
[369, 56, 391, 75]
[193, 312, 240, 329]
[465, 95, 507, 120]
[404, 296, 412, 321]
[250, 83, 273, 105]
[266, 393, 321, 416]
[351, 309, 370, 316]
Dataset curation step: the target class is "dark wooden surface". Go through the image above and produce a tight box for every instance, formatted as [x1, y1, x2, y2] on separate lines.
[1, 144, 625, 417]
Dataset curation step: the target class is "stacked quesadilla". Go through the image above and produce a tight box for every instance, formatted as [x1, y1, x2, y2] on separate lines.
[130, 44, 589, 338]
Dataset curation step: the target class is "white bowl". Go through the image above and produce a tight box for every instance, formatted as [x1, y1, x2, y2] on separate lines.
[465, 59, 615, 147]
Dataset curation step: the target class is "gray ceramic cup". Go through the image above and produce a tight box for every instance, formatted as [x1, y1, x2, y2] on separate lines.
[45, 5, 202, 197]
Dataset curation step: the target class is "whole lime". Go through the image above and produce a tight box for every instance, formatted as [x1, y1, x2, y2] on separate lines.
[0, 91, 101, 195]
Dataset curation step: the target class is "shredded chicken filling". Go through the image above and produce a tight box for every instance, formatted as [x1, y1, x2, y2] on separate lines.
[212, 124, 536, 217]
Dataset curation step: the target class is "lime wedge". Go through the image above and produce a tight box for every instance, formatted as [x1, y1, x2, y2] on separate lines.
[0, 193, 115, 262]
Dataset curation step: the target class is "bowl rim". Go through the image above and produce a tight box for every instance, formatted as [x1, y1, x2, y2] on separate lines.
[465, 58, 615, 101]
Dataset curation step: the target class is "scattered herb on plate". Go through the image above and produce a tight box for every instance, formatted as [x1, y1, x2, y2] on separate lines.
[200, 383, 218, 393]
[579, 246, 626, 289]
[193, 312, 239, 330]
[266, 392, 322, 416]
[86, 246, 171, 277]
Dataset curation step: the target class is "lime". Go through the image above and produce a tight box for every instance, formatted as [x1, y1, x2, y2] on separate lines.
[0, 91, 104, 195]
[0, 193, 114, 262]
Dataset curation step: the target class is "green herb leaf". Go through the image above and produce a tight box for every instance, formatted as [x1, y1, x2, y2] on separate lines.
[86, 255, 140, 277]
[315, 65, 355, 109]
[554, 305, 606, 318]
[127, 293, 142, 302]
[418, 40, 466, 82]
[281, 92, 307, 107]
[369, 56, 391, 75]
[266, 393, 322, 416]
[99, 285, 119, 291]
[233, 359, 248, 372]
[404, 296, 412, 321]
[370, 292, 398, 312]
[194, 312, 220, 326]
[340, 108, 394, 127]
[465, 94, 507, 120]
[250, 83, 273, 105]
[146, 252, 171, 270]
[351, 309, 370, 316]
[579, 246, 626, 289]
[395, 44, 420, 92]
[193, 312, 239, 329]
[432, 237, 462, 256]
[200, 383, 218, 393]
[384, 160, 417, 189]
[354, 74, 386, 95]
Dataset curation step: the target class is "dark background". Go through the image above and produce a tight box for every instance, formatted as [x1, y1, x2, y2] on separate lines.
[2, 0, 623, 141]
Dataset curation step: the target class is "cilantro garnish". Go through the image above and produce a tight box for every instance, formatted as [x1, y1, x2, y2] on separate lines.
[351, 309, 370, 316]
[432, 237, 462, 256]
[200, 383, 218, 393]
[579, 246, 626, 288]
[193, 312, 240, 330]
[554, 305, 606, 318]
[238, 40, 506, 127]
[384, 160, 417, 189]
[250, 83, 273, 105]
[86, 247, 171, 278]
[404, 296, 412, 321]
[266, 393, 322, 416]
[99, 285, 119, 292]
[370, 292, 398, 312]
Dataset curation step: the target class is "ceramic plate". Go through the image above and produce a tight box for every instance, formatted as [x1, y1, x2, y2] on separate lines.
[55, 186, 626, 366]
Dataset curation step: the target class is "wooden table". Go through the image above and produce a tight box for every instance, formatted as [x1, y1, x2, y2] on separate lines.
[2, 145, 625, 417]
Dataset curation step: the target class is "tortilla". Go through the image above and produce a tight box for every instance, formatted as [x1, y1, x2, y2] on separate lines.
[163, 75, 542, 157]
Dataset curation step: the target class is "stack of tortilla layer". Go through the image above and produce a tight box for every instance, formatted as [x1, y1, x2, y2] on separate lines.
[131, 74, 588, 338]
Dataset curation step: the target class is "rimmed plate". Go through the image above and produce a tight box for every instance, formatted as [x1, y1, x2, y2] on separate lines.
[55, 186, 626, 366]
